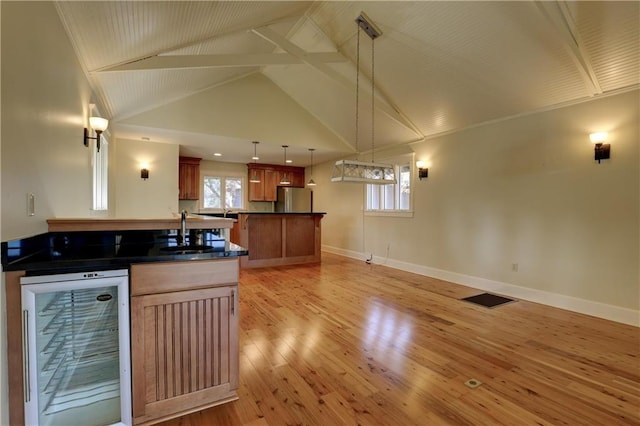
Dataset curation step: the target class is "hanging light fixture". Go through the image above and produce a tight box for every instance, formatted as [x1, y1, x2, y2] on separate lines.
[249, 141, 261, 183]
[307, 148, 317, 187]
[279, 145, 291, 185]
[331, 12, 396, 184]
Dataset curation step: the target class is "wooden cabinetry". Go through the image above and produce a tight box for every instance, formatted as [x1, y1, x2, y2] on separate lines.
[237, 213, 324, 268]
[130, 259, 239, 425]
[247, 163, 305, 201]
[179, 156, 201, 200]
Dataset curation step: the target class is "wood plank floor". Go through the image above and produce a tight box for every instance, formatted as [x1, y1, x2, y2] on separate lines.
[159, 253, 640, 425]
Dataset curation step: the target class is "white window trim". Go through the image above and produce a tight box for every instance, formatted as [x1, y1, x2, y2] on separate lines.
[91, 131, 109, 211]
[365, 210, 414, 218]
[364, 154, 415, 218]
[199, 174, 247, 212]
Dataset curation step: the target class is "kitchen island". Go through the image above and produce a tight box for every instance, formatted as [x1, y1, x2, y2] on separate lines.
[236, 212, 325, 268]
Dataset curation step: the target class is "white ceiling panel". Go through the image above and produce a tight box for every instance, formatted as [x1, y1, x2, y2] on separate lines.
[52, 1, 639, 164]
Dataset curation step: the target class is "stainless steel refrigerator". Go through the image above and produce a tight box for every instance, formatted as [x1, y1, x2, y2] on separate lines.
[275, 187, 313, 212]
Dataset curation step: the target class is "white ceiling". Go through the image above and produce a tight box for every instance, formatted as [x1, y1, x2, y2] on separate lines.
[55, 1, 639, 166]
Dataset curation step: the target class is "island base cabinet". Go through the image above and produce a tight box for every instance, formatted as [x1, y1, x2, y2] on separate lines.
[130, 264, 239, 425]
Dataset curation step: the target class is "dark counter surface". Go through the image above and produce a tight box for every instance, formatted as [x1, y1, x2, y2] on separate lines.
[197, 212, 326, 219]
[236, 211, 326, 214]
[1, 229, 247, 275]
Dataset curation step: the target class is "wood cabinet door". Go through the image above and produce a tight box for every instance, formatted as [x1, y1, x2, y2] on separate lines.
[131, 285, 239, 425]
[248, 168, 265, 201]
[179, 158, 200, 200]
[264, 169, 279, 201]
[289, 170, 305, 187]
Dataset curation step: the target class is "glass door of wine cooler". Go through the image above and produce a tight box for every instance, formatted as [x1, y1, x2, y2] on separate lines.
[21, 270, 131, 426]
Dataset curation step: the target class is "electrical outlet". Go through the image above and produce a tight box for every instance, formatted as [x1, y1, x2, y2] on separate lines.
[512, 263, 518, 272]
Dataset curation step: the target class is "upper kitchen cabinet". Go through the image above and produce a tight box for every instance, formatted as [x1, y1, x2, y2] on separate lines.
[179, 157, 201, 200]
[247, 164, 305, 202]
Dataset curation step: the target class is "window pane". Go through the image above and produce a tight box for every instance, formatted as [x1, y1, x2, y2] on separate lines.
[203, 177, 221, 208]
[399, 164, 411, 210]
[92, 137, 108, 210]
[383, 184, 394, 210]
[366, 184, 380, 210]
[225, 177, 243, 209]
[364, 161, 412, 213]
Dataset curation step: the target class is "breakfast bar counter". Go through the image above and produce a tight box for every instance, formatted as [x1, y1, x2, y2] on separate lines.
[236, 212, 325, 268]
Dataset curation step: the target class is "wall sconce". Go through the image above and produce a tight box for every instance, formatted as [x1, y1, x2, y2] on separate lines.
[140, 162, 150, 180]
[590, 132, 610, 163]
[416, 160, 429, 180]
[84, 116, 109, 152]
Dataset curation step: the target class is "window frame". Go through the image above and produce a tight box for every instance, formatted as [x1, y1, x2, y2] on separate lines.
[199, 174, 246, 212]
[364, 156, 415, 218]
[91, 131, 109, 211]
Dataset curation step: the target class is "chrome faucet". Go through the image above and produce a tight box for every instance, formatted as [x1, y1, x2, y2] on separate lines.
[179, 210, 188, 245]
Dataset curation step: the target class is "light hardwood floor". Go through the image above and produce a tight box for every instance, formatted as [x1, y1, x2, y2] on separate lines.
[159, 253, 640, 425]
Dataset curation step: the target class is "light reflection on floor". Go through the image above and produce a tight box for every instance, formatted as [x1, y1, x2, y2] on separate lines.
[363, 301, 414, 371]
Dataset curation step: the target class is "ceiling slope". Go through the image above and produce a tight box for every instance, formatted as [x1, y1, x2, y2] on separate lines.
[118, 72, 350, 164]
[54, 1, 639, 165]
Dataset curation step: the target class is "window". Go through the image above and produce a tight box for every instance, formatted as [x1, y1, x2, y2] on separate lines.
[365, 163, 412, 215]
[202, 176, 244, 210]
[92, 134, 108, 211]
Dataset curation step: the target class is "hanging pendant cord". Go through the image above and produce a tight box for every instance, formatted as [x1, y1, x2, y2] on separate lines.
[355, 27, 360, 156]
[371, 35, 375, 164]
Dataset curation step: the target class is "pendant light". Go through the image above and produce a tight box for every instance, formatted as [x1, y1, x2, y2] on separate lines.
[331, 12, 396, 184]
[307, 148, 316, 187]
[249, 141, 261, 183]
[279, 145, 290, 185]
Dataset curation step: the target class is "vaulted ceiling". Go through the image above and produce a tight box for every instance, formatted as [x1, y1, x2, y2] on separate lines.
[55, 1, 639, 166]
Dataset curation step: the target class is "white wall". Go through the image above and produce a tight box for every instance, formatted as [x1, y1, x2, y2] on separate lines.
[121, 73, 349, 154]
[317, 90, 639, 322]
[1, 1, 96, 241]
[0, 2, 98, 421]
[113, 139, 179, 218]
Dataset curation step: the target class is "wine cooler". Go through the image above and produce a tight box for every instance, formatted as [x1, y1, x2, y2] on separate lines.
[21, 270, 131, 426]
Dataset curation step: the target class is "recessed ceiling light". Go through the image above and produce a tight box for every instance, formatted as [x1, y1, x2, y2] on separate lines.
[286, 159, 292, 163]
[213, 153, 222, 157]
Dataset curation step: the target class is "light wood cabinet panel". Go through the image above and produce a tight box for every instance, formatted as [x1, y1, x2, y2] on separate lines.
[179, 157, 201, 200]
[263, 169, 279, 201]
[288, 169, 305, 187]
[229, 220, 241, 245]
[131, 260, 239, 425]
[248, 168, 265, 201]
[247, 164, 305, 201]
[5, 271, 26, 426]
[238, 213, 324, 268]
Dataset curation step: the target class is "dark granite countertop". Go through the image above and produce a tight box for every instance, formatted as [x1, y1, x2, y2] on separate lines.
[197, 212, 326, 218]
[1, 229, 248, 275]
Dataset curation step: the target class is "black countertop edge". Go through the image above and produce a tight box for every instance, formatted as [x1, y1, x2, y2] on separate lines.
[1, 230, 248, 274]
[5, 250, 249, 276]
[235, 212, 326, 215]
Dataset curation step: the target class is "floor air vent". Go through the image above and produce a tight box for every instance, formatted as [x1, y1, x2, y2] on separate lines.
[461, 292, 515, 308]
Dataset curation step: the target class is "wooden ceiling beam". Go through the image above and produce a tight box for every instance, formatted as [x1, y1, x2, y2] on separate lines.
[97, 52, 348, 72]
[252, 26, 424, 140]
[535, 1, 602, 96]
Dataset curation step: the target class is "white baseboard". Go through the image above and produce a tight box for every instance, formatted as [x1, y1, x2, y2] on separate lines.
[322, 245, 639, 327]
